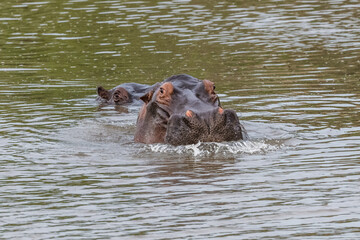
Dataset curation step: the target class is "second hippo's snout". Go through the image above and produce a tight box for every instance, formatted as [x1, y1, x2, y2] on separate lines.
[165, 108, 246, 146]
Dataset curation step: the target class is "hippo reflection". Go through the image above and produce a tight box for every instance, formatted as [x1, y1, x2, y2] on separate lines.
[97, 83, 152, 105]
[134, 74, 247, 145]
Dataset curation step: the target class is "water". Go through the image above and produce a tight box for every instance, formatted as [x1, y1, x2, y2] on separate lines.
[1, 0, 360, 239]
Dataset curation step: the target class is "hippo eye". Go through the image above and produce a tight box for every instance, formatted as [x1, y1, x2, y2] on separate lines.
[213, 85, 216, 90]
[159, 87, 164, 94]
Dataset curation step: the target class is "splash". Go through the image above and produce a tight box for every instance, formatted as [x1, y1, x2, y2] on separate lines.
[146, 140, 282, 158]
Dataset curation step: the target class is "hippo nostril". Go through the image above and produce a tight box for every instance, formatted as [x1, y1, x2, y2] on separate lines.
[185, 110, 194, 118]
[218, 107, 224, 115]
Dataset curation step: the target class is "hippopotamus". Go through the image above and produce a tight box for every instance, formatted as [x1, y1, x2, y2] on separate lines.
[96, 83, 152, 105]
[134, 74, 247, 145]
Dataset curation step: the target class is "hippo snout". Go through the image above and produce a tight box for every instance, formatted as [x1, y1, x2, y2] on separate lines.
[165, 108, 246, 146]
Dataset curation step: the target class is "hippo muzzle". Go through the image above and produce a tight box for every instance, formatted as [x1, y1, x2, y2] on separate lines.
[165, 108, 245, 146]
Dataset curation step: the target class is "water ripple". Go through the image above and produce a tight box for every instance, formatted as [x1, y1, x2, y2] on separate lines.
[1, 0, 360, 239]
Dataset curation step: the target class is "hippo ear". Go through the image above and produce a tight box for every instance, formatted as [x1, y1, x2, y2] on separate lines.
[97, 86, 110, 100]
[140, 82, 161, 103]
[140, 90, 154, 103]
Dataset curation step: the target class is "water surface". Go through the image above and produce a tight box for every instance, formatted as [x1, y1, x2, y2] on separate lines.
[1, 0, 360, 239]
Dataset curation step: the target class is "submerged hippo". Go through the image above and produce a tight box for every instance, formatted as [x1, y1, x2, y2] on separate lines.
[96, 83, 152, 105]
[134, 74, 247, 145]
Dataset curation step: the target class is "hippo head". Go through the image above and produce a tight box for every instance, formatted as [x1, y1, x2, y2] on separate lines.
[97, 86, 131, 104]
[134, 74, 247, 145]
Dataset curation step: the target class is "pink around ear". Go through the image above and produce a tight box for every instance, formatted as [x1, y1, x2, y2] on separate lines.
[140, 90, 154, 103]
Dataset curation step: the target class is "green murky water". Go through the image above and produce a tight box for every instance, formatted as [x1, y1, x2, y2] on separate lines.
[1, 0, 360, 239]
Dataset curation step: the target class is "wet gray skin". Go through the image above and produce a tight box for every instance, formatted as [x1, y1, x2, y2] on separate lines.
[134, 74, 247, 145]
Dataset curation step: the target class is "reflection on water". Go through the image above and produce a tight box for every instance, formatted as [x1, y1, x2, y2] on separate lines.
[1, 0, 360, 239]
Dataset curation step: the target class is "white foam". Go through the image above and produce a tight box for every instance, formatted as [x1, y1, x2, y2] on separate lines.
[147, 140, 282, 158]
